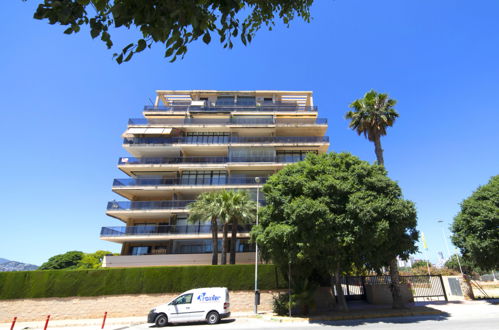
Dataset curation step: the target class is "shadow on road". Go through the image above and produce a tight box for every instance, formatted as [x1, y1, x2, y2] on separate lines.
[310, 312, 451, 327]
[149, 318, 236, 327]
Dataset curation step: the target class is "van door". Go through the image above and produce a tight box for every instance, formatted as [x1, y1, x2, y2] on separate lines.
[169, 293, 194, 323]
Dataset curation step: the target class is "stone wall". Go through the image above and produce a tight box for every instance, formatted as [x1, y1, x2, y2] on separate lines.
[0, 290, 279, 322]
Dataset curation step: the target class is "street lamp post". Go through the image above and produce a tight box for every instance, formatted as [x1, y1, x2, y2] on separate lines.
[437, 220, 452, 260]
[254, 177, 260, 314]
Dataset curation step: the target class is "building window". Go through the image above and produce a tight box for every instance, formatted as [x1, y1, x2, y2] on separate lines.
[236, 96, 256, 106]
[181, 171, 227, 185]
[130, 246, 150, 255]
[186, 132, 229, 144]
[216, 96, 235, 105]
[276, 150, 318, 162]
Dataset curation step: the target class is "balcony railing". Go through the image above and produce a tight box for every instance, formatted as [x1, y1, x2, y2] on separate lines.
[118, 155, 309, 165]
[107, 200, 194, 210]
[127, 117, 327, 125]
[100, 224, 252, 237]
[123, 136, 329, 145]
[107, 199, 266, 211]
[112, 177, 268, 187]
[143, 105, 318, 112]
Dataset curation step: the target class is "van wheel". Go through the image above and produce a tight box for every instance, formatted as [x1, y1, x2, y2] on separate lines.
[206, 311, 220, 324]
[155, 314, 168, 327]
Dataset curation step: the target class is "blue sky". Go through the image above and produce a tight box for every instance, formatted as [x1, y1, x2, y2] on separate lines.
[1, 0, 497, 266]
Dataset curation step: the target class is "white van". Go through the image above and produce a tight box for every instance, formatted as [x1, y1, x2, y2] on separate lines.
[147, 287, 230, 326]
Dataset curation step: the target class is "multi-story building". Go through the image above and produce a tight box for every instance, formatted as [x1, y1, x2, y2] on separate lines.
[101, 90, 329, 267]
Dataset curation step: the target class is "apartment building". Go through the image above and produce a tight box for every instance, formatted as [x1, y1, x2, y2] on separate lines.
[101, 90, 329, 267]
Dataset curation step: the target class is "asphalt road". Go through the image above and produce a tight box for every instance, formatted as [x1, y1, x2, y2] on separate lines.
[119, 301, 499, 330]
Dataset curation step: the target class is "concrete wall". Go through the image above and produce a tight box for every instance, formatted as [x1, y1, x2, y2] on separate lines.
[103, 252, 256, 267]
[0, 290, 278, 322]
[364, 284, 414, 305]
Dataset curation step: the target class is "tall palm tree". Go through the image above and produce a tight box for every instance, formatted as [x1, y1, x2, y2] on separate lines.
[187, 192, 225, 265]
[217, 190, 256, 265]
[345, 90, 398, 166]
[226, 191, 256, 264]
[345, 90, 405, 309]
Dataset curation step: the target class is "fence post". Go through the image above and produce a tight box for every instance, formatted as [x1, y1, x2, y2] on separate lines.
[43, 315, 50, 330]
[101, 311, 108, 329]
[438, 275, 448, 301]
[346, 276, 350, 297]
[10, 317, 17, 330]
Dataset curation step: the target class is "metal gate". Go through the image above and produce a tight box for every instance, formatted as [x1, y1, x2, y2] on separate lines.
[340, 275, 448, 301]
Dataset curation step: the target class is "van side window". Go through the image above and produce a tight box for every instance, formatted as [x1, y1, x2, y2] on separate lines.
[174, 293, 193, 305]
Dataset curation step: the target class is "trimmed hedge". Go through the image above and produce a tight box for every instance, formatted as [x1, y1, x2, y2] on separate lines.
[0, 264, 284, 300]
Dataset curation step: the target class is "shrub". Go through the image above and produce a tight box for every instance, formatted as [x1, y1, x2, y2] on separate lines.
[0, 264, 284, 300]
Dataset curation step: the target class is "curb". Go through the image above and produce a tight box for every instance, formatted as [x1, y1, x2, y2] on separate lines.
[263, 308, 444, 323]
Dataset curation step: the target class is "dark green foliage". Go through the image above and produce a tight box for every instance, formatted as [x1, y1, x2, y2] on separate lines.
[38, 251, 84, 270]
[411, 260, 431, 268]
[253, 152, 419, 311]
[31, 0, 313, 63]
[0, 264, 283, 300]
[451, 175, 499, 271]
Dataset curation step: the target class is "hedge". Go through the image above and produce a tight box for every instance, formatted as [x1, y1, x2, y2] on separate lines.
[0, 264, 284, 300]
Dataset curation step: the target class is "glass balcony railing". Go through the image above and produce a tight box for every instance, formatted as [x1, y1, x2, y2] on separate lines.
[127, 118, 327, 125]
[123, 136, 329, 145]
[107, 200, 266, 211]
[143, 104, 318, 112]
[107, 200, 194, 210]
[100, 224, 253, 237]
[112, 177, 268, 187]
[118, 155, 308, 165]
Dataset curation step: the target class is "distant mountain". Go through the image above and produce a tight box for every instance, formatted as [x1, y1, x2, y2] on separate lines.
[0, 258, 38, 272]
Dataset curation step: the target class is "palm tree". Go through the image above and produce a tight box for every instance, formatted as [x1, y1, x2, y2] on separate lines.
[226, 191, 256, 264]
[187, 192, 225, 265]
[345, 90, 398, 166]
[217, 190, 256, 265]
[345, 90, 405, 309]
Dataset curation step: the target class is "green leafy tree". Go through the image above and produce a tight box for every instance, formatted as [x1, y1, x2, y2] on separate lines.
[451, 175, 499, 272]
[77, 250, 113, 269]
[188, 191, 226, 265]
[39, 251, 84, 270]
[444, 254, 481, 275]
[411, 260, 431, 269]
[31, 0, 313, 63]
[252, 153, 418, 312]
[345, 90, 405, 309]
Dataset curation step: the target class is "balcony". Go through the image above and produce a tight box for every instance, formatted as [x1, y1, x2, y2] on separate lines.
[106, 199, 265, 222]
[118, 155, 308, 165]
[143, 104, 318, 112]
[107, 200, 193, 211]
[101, 224, 252, 237]
[123, 136, 329, 145]
[112, 176, 268, 187]
[128, 117, 327, 125]
[100, 224, 253, 243]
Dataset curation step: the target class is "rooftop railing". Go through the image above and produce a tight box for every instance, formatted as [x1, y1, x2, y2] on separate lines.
[127, 117, 327, 125]
[118, 155, 308, 165]
[112, 176, 268, 187]
[100, 224, 252, 237]
[143, 104, 318, 112]
[123, 136, 329, 145]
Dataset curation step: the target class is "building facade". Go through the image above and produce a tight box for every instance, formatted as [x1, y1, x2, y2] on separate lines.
[101, 90, 329, 267]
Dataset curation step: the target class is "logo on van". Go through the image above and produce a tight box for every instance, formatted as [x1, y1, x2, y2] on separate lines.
[196, 292, 221, 302]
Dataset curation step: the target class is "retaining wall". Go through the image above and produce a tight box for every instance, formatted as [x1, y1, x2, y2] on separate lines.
[0, 290, 278, 322]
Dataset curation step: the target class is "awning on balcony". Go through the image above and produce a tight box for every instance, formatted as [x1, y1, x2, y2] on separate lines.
[124, 127, 172, 136]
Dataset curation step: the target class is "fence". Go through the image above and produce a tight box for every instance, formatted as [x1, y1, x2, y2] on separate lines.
[340, 275, 447, 301]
